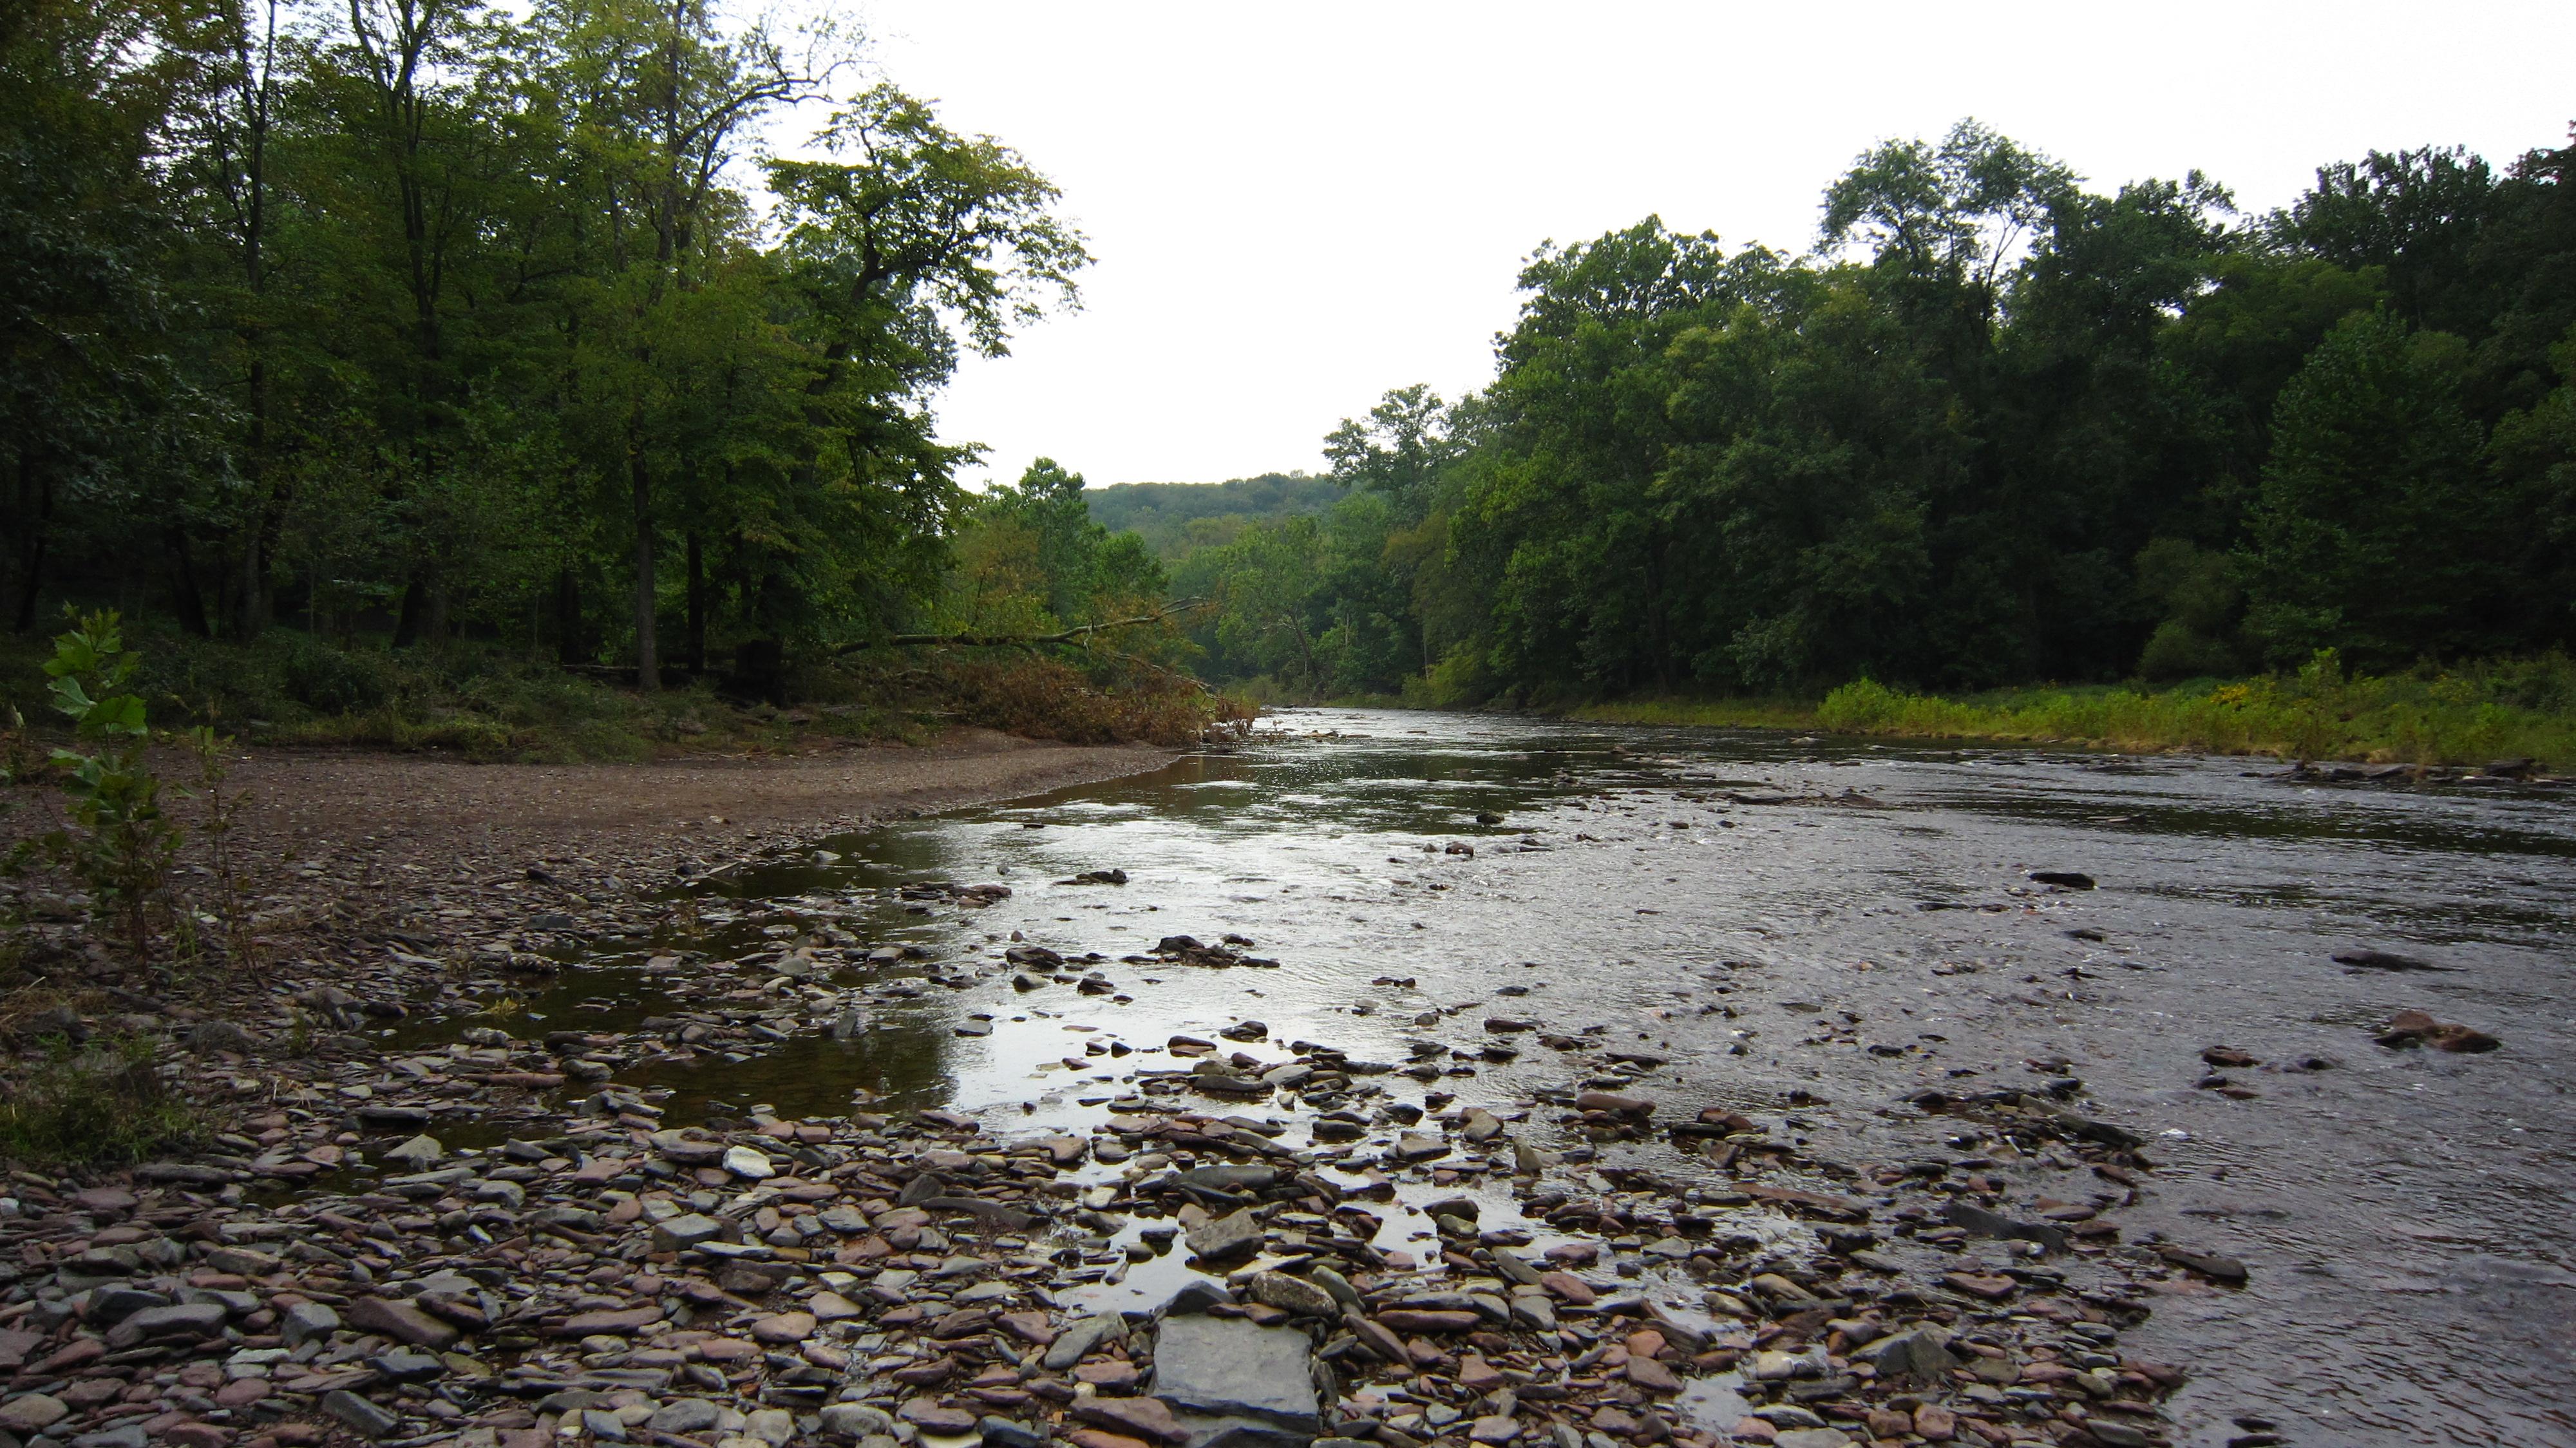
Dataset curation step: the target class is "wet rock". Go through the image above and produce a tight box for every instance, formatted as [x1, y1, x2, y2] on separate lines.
[105, 1300, 226, 1348]
[820, 1404, 895, 1439]
[902, 1401, 981, 1435]
[2200, 1046, 2259, 1067]
[1851, 1328, 1956, 1384]
[724, 1145, 776, 1178]
[1245, 1271, 1336, 1318]
[652, 1212, 725, 1252]
[1390, 1133, 1448, 1162]
[649, 1400, 724, 1435]
[1573, 1090, 1653, 1116]
[2374, 1009, 2499, 1053]
[85, 1285, 171, 1326]
[321, 1389, 402, 1439]
[1038, 1313, 1124, 1371]
[347, 1295, 461, 1349]
[1185, 1208, 1264, 1262]
[1944, 1202, 2067, 1254]
[1378, 1308, 1479, 1333]
[383, 1134, 444, 1169]
[0, 1395, 68, 1434]
[354, 1104, 430, 1130]
[1075, 1394, 1190, 1445]
[372, 1347, 446, 1382]
[2334, 948, 2453, 973]
[2155, 1244, 2249, 1283]
[1151, 1314, 1319, 1432]
[2027, 871, 2095, 889]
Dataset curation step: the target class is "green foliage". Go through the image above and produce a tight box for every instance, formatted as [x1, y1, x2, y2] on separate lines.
[21, 611, 178, 958]
[1083, 474, 1341, 560]
[1593, 653, 2576, 768]
[0, 1033, 198, 1167]
[2240, 310, 2498, 666]
[2, 1, 1087, 683]
[1155, 120, 2573, 709]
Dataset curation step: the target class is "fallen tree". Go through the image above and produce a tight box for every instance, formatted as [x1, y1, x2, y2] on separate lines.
[831, 599, 1211, 654]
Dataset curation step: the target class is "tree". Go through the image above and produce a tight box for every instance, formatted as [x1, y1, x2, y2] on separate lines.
[2240, 309, 2496, 665]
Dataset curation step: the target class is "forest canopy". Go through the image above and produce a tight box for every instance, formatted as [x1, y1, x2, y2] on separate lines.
[1159, 120, 2576, 705]
[8, 6, 2573, 732]
[1, 0, 1095, 694]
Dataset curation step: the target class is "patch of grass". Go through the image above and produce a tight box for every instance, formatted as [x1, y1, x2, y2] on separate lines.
[0, 629, 927, 763]
[1571, 653, 2576, 768]
[1572, 696, 1823, 731]
[0, 1033, 200, 1167]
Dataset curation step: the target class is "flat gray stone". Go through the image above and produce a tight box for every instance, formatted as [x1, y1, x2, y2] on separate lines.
[1183, 1207, 1263, 1262]
[652, 1212, 724, 1252]
[1851, 1326, 1956, 1384]
[648, 1400, 723, 1435]
[281, 1299, 341, 1346]
[1152, 1313, 1320, 1432]
[1041, 1313, 1125, 1371]
[105, 1300, 226, 1348]
[820, 1404, 895, 1438]
[322, 1388, 403, 1439]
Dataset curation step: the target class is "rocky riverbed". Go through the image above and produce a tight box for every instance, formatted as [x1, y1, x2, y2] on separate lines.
[2, 710, 2568, 1448]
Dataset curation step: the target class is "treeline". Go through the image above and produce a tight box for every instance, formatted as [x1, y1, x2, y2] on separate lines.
[1174, 122, 2576, 702]
[2, 0, 1094, 690]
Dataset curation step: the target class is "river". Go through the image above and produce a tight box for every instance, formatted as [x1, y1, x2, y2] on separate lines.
[504, 707, 2575, 1448]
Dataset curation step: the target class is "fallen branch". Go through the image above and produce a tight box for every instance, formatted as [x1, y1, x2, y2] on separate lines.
[833, 599, 1211, 654]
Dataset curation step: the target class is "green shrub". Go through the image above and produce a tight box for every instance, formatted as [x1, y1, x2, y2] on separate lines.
[0, 1034, 198, 1166]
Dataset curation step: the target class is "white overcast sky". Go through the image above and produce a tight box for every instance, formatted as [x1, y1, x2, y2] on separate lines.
[826, 1, 2576, 488]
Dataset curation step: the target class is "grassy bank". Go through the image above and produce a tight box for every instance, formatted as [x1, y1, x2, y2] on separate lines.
[1575, 653, 2576, 768]
[0, 625, 1240, 763]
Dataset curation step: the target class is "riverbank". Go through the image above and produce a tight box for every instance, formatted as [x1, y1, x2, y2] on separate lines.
[0, 721, 2210, 1448]
[1573, 658, 2576, 770]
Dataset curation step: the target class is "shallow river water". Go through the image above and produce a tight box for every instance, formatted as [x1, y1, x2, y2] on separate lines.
[493, 707, 2573, 1448]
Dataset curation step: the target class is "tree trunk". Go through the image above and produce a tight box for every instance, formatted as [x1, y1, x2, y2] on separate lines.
[169, 528, 213, 637]
[554, 567, 583, 665]
[685, 530, 706, 673]
[631, 444, 658, 691]
[12, 455, 50, 633]
[232, 513, 268, 640]
[392, 575, 425, 647]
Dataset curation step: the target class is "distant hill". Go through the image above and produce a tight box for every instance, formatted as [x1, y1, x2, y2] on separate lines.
[1085, 473, 1341, 559]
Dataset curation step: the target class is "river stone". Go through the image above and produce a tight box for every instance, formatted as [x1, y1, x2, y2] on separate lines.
[820, 1404, 895, 1438]
[1043, 1313, 1126, 1371]
[1185, 1208, 1263, 1262]
[1245, 1271, 1336, 1318]
[649, 1400, 723, 1435]
[652, 1130, 728, 1166]
[346, 1295, 461, 1349]
[1151, 1313, 1321, 1432]
[1853, 1328, 1957, 1384]
[0, 1395, 68, 1433]
[106, 1300, 226, 1348]
[86, 1286, 171, 1327]
[371, 1348, 446, 1383]
[322, 1389, 402, 1439]
[383, 1134, 444, 1169]
[724, 1145, 775, 1179]
[281, 1300, 341, 1346]
[653, 1212, 724, 1252]
[1773, 1431, 1852, 1448]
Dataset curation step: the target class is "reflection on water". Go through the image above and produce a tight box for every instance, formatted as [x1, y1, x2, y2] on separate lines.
[470, 708, 2570, 1448]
